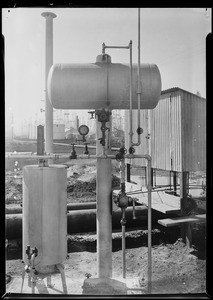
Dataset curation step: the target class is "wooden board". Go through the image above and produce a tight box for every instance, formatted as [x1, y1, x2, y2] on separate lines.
[158, 214, 206, 227]
[113, 182, 181, 214]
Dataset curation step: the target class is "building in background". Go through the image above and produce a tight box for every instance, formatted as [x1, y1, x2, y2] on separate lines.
[125, 87, 206, 173]
[5, 108, 14, 140]
[53, 124, 65, 140]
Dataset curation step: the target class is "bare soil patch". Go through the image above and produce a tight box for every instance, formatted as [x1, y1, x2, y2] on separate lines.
[5, 140, 207, 295]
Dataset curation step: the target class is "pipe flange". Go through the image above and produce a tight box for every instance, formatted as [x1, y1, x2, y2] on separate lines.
[120, 218, 126, 226]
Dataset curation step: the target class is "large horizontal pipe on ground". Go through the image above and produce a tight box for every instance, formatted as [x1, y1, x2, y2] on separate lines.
[6, 206, 150, 240]
[6, 201, 142, 214]
[6, 202, 97, 214]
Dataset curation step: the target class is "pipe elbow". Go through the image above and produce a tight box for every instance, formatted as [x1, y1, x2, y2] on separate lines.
[146, 154, 152, 162]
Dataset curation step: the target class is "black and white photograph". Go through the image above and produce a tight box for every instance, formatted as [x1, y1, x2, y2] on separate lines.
[3, 7, 211, 297]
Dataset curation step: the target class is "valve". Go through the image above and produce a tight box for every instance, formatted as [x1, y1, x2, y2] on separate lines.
[26, 245, 31, 259]
[96, 108, 111, 123]
[114, 192, 129, 209]
[115, 147, 127, 162]
[129, 146, 135, 155]
[120, 217, 126, 226]
[69, 143, 77, 159]
[22, 246, 39, 293]
[84, 143, 89, 155]
[136, 127, 143, 135]
[95, 109, 111, 147]
[26, 246, 38, 260]
[98, 137, 105, 146]
[32, 247, 38, 257]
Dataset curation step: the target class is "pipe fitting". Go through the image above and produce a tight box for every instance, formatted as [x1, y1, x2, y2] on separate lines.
[120, 218, 126, 226]
[114, 192, 129, 209]
[38, 159, 49, 167]
[84, 143, 89, 155]
[25, 265, 30, 273]
[102, 42, 106, 54]
[69, 143, 77, 159]
[115, 146, 127, 162]
[136, 127, 143, 135]
[129, 146, 135, 155]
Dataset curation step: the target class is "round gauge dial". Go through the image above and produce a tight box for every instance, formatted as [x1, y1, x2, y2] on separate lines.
[78, 125, 89, 136]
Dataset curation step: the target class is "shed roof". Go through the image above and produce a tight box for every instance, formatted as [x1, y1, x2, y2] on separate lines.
[161, 87, 206, 101]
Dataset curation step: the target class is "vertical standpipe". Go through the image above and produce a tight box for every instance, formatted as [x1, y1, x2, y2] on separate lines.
[96, 115, 112, 278]
[41, 12, 57, 154]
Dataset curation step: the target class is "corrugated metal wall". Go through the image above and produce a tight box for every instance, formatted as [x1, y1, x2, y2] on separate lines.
[180, 90, 206, 172]
[124, 88, 206, 172]
[151, 94, 172, 170]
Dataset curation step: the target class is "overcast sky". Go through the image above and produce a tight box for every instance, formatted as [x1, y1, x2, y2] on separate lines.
[2, 7, 211, 128]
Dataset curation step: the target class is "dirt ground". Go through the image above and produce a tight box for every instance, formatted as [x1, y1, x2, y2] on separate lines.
[6, 237, 206, 295]
[5, 140, 207, 296]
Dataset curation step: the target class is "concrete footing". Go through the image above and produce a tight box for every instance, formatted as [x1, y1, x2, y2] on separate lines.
[82, 278, 127, 295]
[7, 275, 144, 295]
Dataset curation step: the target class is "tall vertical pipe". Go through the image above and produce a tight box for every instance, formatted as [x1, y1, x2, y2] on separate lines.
[41, 12, 56, 154]
[147, 157, 152, 293]
[137, 7, 141, 143]
[96, 114, 112, 278]
[121, 208, 126, 279]
[129, 41, 134, 146]
[135, 7, 142, 147]
[120, 159, 126, 278]
[131, 8, 142, 147]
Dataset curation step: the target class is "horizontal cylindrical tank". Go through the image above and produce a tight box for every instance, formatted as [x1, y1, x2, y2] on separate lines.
[48, 56, 161, 110]
[22, 165, 67, 272]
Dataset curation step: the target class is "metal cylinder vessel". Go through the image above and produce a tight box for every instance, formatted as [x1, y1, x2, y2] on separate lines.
[22, 165, 67, 273]
[47, 55, 161, 110]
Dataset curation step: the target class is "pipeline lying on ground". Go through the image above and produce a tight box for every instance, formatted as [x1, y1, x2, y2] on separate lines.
[5, 202, 97, 214]
[5, 201, 142, 214]
[6, 206, 151, 240]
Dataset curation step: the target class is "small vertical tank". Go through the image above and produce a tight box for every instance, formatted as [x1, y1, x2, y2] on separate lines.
[22, 164, 67, 273]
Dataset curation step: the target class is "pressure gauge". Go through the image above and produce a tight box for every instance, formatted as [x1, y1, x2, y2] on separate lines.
[78, 125, 89, 136]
